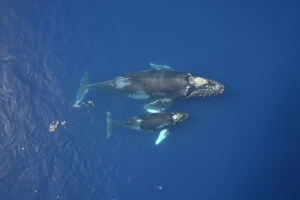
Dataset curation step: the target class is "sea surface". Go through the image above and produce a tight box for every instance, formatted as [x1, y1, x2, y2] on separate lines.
[0, 0, 299, 200]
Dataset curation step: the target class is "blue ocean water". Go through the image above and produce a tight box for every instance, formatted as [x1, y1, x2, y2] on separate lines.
[0, 0, 299, 200]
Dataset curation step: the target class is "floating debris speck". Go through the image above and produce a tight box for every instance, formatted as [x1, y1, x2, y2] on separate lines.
[154, 185, 163, 190]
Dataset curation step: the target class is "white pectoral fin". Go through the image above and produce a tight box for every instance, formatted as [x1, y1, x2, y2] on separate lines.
[145, 108, 161, 114]
[144, 98, 173, 113]
[155, 129, 170, 145]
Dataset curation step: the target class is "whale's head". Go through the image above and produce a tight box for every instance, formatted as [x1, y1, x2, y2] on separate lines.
[186, 75, 224, 98]
[172, 112, 189, 125]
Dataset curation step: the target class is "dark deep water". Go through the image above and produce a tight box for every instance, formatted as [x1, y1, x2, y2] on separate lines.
[0, 0, 299, 200]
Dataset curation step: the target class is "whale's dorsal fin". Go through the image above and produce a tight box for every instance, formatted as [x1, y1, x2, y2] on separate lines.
[150, 63, 174, 71]
[155, 129, 170, 145]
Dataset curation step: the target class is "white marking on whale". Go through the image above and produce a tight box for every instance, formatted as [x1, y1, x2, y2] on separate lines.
[114, 77, 131, 89]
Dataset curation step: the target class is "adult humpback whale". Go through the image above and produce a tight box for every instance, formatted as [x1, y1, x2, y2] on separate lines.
[75, 64, 224, 112]
[106, 111, 189, 145]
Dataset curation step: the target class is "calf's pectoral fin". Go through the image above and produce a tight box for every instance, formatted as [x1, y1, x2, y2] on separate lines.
[155, 129, 170, 145]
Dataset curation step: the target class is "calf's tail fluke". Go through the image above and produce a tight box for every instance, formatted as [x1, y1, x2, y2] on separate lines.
[106, 111, 113, 139]
[74, 72, 90, 105]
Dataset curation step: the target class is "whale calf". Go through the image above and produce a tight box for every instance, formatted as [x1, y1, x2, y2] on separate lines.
[106, 111, 189, 145]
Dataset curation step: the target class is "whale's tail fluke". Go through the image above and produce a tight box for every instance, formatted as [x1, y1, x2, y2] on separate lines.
[106, 111, 113, 139]
[74, 72, 90, 105]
